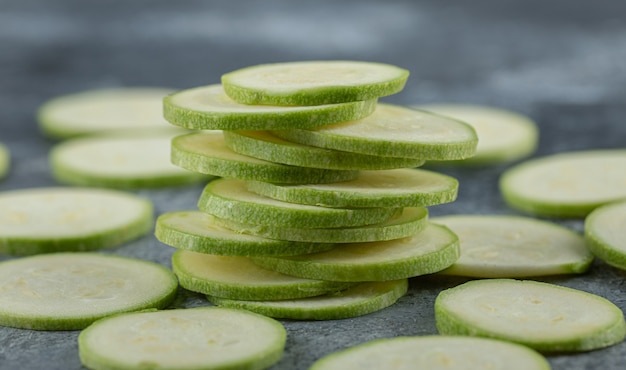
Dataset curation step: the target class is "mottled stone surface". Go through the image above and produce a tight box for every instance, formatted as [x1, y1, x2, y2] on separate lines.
[1, 1, 625, 369]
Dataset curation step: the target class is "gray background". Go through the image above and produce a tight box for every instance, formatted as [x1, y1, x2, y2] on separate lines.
[1, 0, 626, 369]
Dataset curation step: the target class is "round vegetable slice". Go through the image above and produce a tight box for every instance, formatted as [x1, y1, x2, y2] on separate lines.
[197, 178, 400, 229]
[432, 215, 593, 278]
[37, 87, 177, 139]
[0, 253, 177, 330]
[253, 223, 459, 282]
[0, 143, 9, 180]
[500, 150, 626, 218]
[163, 84, 377, 130]
[50, 133, 209, 188]
[78, 307, 286, 370]
[309, 335, 551, 370]
[272, 104, 478, 160]
[221, 60, 409, 106]
[172, 250, 352, 300]
[155, 211, 336, 256]
[414, 104, 538, 166]
[171, 132, 358, 184]
[247, 168, 458, 208]
[215, 207, 428, 243]
[435, 279, 626, 352]
[223, 130, 425, 170]
[208, 279, 408, 320]
[585, 200, 626, 270]
[0, 187, 153, 255]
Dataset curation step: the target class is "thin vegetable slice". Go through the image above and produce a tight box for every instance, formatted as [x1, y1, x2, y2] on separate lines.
[172, 250, 352, 300]
[0, 253, 177, 330]
[223, 130, 425, 170]
[585, 200, 626, 270]
[197, 178, 399, 229]
[253, 223, 459, 282]
[309, 336, 551, 370]
[155, 211, 335, 256]
[247, 168, 458, 208]
[435, 279, 626, 352]
[500, 150, 626, 218]
[414, 104, 538, 166]
[221, 60, 409, 106]
[0, 187, 152, 255]
[208, 279, 408, 320]
[432, 215, 593, 278]
[272, 104, 477, 160]
[50, 133, 209, 188]
[171, 132, 358, 184]
[0, 143, 8, 180]
[215, 207, 428, 243]
[37, 87, 177, 138]
[79, 307, 286, 370]
[163, 84, 377, 130]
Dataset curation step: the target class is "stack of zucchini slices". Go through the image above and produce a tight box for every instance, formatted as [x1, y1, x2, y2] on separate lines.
[156, 61, 478, 320]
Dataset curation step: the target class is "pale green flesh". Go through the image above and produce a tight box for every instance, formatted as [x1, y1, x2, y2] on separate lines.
[37, 87, 176, 138]
[0, 187, 153, 255]
[172, 250, 351, 300]
[78, 307, 286, 370]
[208, 279, 408, 320]
[0, 253, 177, 330]
[253, 223, 459, 282]
[309, 335, 551, 370]
[214, 206, 428, 243]
[223, 130, 425, 170]
[155, 211, 335, 256]
[0, 143, 9, 179]
[221, 60, 409, 105]
[585, 200, 626, 270]
[414, 104, 538, 166]
[500, 150, 626, 217]
[198, 178, 399, 229]
[163, 84, 377, 130]
[432, 215, 593, 278]
[50, 133, 208, 188]
[272, 103, 478, 160]
[171, 132, 358, 184]
[246, 168, 458, 208]
[435, 279, 626, 352]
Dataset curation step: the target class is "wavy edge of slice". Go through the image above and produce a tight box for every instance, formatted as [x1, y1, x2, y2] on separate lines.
[164, 84, 378, 130]
[208, 279, 408, 320]
[155, 210, 336, 256]
[78, 307, 286, 370]
[221, 60, 409, 106]
[171, 132, 358, 184]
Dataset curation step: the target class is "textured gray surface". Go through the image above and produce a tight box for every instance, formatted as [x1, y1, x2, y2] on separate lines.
[1, 1, 626, 369]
